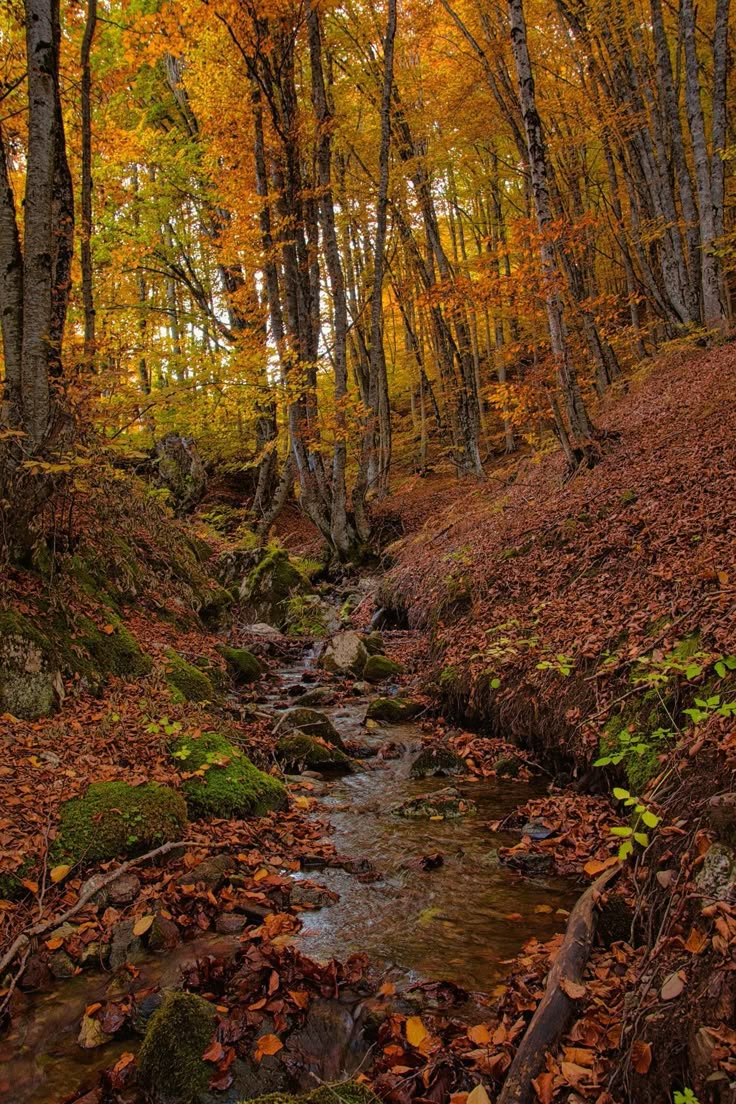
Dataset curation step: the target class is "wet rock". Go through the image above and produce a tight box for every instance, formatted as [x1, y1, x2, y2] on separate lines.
[177, 853, 236, 891]
[286, 998, 367, 1083]
[501, 851, 554, 876]
[366, 697, 422, 724]
[214, 913, 248, 934]
[696, 843, 736, 903]
[19, 953, 51, 991]
[351, 681, 370, 695]
[108, 872, 141, 906]
[79, 942, 108, 969]
[131, 991, 164, 1035]
[295, 686, 334, 708]
[291, 881, 339, 908]
[378, 741, 402, 760]
[48, 950, 77, 979]
[363, 654, 404, 683]
[148, 915, 180, 952]
[275, 707, 346, 750]
[276, 734, 352, 774]
[109, 919, 144, 970]
[394, 787, 476, 819]
[410, 745, 465, 779]
[362, 631, 385, 656]
[78, 1014, 113, 1050]
[319, 631, 368, 677]
[243, 623, 287, 654]
[520, 818, 555, 841]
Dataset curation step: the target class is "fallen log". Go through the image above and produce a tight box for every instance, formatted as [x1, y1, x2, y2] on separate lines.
[497, 863, 621, 1104]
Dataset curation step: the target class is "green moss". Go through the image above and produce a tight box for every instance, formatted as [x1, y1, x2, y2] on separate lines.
[199, 584, 235, 624]
[366, 697, 422, 723]
[245, 1085, 381, 1104]
[53, 781, 187, 866]
[285, 594, 328, 637]
[172, 731, 287, 819]
[242, 547, 312, 628]
[439, 666, 461, 690]
[363, 631, 385, 656]
[79, 615, 152, 679]
[363, 654, 403, 683]
[138, 990, 217, 1104]
[277, 707, 345, 749]
[276, 734, 352, 773]
[166, 650, 215, 703]
[216, 645, 262, 683]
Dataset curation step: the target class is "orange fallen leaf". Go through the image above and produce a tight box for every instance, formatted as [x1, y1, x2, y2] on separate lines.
[467, 1024, 491, 1045]
[466, 1085, 492, 1104]
[406, 1016, 428, 1047]
[203, 1040, 225, 1063]
[50, 864, 71, 884]
[559, 977, 586, 1000]
[632, 1040, 652, 1074]
[132, 915, 154, 936]
[256, 1033, 283, 1057]
[532, 1071, 555, 1104]
[684, 927, 708, 954]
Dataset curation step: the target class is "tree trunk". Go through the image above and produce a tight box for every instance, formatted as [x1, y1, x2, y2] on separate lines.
[80, 0, 97, 366]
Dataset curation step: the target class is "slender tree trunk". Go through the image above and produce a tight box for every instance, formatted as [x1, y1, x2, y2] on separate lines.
[680, 0, 726, 330]
[80, 0, 97, 365]
[508, 0, 595, 458]
[0, 132, 23, 429]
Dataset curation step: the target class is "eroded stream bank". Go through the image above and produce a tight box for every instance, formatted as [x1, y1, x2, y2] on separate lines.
[3, 621, 577, 1104]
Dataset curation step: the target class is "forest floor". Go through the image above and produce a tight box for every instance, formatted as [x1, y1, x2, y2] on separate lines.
[0, 341, 735, 1104]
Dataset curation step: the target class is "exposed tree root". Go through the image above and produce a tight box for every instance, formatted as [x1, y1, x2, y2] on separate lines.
[497, 864, 621, 1104]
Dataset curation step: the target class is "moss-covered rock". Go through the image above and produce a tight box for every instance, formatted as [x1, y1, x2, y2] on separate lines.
[244, 1084, 381, 1104]
[366, 697, 422, 724]
[276, 734, 352, 773]
[138, 989, 217, 1104]
[362, 631, 385, 656]
[165, 651, 216, 703]
[53, 782, 187, 866]
[79, 615, 152, 680]
[0, 610, 58, 719]
[172, 731, 286, 819]
[199, 585, 235, 626]
[410, 745, 466, 779]
[275, 707, 346, 750]
[216, 645, 263, 684]
[494, 756, 521, 779]
[240, 547, 312, 629]
[363, 654, 403, 683]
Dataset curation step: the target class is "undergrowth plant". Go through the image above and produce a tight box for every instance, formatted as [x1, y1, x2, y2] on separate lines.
[609, 787, 661, 860]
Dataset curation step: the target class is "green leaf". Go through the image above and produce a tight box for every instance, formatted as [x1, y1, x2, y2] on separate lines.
[490, 677, 501, 689]
[685, 664, 702, 680]
[593, 757, 612, 767]
[715, 662, 726, 678]
[633, 832, 649, 847]
[641, 810, 660, 828]
[612, 787, 630, 800]
[611, 826, 632, 837]
[618, 840, 633, 861]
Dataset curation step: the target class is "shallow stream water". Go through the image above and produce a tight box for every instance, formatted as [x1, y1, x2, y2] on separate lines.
[2, 635, 577, 1104]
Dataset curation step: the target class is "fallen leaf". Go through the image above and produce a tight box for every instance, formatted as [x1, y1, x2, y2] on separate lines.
[532, 1071, 555, 1104]
[632, 1040, 652, 1074]
[256, 1033, 283, 1057]
[132, 915, 154, 936]
[684, 927, 708, 954]
[660, 972, 685, 1000]
[559, 977, 586, 1000]
[50, 864, 71, 884]
[203, 1040, 225, 1063]
[406, 1016, 428, 1047]
[466, 1084, 492, 1104]
[467, 1024, 492, 1045]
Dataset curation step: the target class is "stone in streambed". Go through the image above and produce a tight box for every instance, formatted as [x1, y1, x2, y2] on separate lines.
[363, 654, 403, 683]
[275, 707, 346, 750]
[172, 731, 286, 819]
[276, 734, 352, 774]
[366, 697, 422, 724]
[362, 631, 385, 656]
[137, 989, 218, 1104]
[216, 644, 263, 684]
[319, 631, 368, 677]
[176, 853, 236, 891]
[500, 851, 553, 876]
[297, 685, 335, 707]
[394, 787, 476, 819]
[410, 745, 465, 779]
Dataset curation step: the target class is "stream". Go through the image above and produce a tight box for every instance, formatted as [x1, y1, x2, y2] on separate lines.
[1, 630, 577, 1104]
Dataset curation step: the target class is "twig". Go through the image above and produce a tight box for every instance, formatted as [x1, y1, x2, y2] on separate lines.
[0, 840, 192, 977]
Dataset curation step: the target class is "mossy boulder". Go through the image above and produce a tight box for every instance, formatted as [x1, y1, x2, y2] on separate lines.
[494, 756, 521, 779]
[172, 731, 286, 819]
[240, 548, 312, 629]
[275, 707, 346, 750]
[216, 645, 263, 684]
[154, 434, 208, 516]
[276, 734, 352, 774]
[165, 651, 216, 703]
[138, 989, 217, 1104]
[366, 697, 422, 724]
[363, 654, 403, 683]
[410, 745, 466, 779]
[53, 782, 187, 866]
[0, 611, 58, 719]
[362, 631, 385, 656]
[245, 1085, 381, 1104]
[79, 615, 152, 680]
